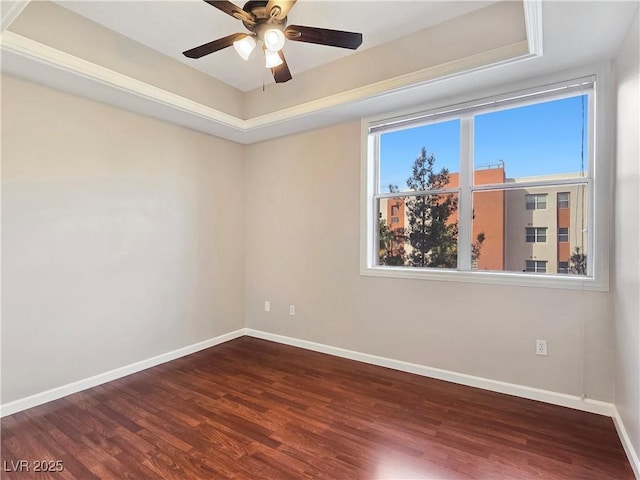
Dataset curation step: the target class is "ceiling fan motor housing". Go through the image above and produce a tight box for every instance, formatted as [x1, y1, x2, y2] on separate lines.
[242, 0, 287, 40]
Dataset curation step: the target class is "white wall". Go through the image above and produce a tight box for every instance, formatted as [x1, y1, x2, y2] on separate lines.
[1, 75, 245, 404]
[614, 8, 640, 463]
[244, 121, 614, 402]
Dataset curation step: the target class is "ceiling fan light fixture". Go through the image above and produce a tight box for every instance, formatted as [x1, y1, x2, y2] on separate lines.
[264, 49, 283, 68]
[263, 28, 285, 52]
[233, 35, 256, 60]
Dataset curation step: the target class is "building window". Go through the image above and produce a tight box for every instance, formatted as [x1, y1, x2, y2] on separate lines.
[363, 71, 610, 290]
[558, 261, 569, 274]
[558, 192, 570, 209]
[525, 260, 547, 273]
[526, 227, 547, 243]
[558, 227, 569, 242]
[526, 194, 547, 210]
[391, 217, 399, 224]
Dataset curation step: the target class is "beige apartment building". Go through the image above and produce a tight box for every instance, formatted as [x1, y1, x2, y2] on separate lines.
[504, 175, 587, 274]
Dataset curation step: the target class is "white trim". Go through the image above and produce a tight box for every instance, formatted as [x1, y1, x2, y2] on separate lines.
[244, 329, 614, 417]
[0, 0, 30, 32]
[0, 329, 245, 418]
[523, 0, 544, 57]
[360, 63, 612, 292]
[612, 407, 640, 479]
[246, 41, 531, 130]
[0, 30, 531, 145]
[0, 31, 244, 130]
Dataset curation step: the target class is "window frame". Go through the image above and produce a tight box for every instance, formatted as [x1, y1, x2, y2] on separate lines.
[360, 65, 611, 291]
[526, 193, 548, 210]
[526, 227, 548, 243]
[525, 260, 547, 273]
[557, 192, 570, 209]
[558, 227, 569, 243]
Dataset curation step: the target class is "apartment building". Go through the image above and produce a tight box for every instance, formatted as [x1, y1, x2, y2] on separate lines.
[380, 167, 587, 275]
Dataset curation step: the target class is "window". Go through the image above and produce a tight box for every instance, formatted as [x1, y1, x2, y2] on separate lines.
[525, 260, 547, 273]
[558, 261, 569, 274]
[557, 192, 570, 209]
[558, 227, 569, 242]
[363, 71, 610, 290]
[526, 194, 547, 210]
[526, 227, 547, 243]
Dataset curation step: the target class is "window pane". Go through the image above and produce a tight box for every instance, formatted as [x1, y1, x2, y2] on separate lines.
[379, 120, 460, 193]
[558, 227, 569, 242]
[474, 95, 589, 183]
[472, 186, 588, 275]
[378, 194, 459, 268]
[558, 192, 570, 208]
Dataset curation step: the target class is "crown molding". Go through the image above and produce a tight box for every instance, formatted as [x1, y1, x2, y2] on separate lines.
[1, 30, 532, 144]
[1, 0, 30, 32]
[523, 0, 544, 57]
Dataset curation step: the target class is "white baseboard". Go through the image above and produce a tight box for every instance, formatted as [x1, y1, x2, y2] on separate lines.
[612, 407, 640, 480]
[246, 329, 640, 476]
[244, 328, 615, 417]
[0, 329, 245, 418]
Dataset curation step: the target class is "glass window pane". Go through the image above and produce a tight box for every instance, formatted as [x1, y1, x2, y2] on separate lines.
[474, 95, 589, 184]
[472, 186, 588, 275]
[378, 194, 459, 268]
[558, 192, 570, 208]
[379, 120, 460, 194]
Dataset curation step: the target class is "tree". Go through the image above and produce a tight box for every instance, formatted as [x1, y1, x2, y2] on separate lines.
[378, 218, 406, 266]
[404, 147, 485, 268]
[569, 246, 587, 275]
[379, 185, 407, 266]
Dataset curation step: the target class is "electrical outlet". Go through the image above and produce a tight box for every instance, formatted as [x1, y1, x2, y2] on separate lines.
[264, 300, 270, 313]
[289, 305, 296, 316]
[536, 339, 548, 356]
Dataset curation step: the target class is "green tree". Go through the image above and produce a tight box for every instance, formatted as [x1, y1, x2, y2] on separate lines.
[378, 218, 406, 266]
[404, 147, 484, 268]
[569, 246, 587, 275]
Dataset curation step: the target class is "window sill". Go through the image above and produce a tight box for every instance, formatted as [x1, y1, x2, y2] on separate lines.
[360, 266, 608, 291]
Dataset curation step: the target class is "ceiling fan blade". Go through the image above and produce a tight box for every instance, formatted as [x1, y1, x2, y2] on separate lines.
[285, 25, 363, 50]
[183, 33, 247, 58]
[265, 0, 296, 19]
[204, 0, 255, 24]
[271, 50, 292, 83]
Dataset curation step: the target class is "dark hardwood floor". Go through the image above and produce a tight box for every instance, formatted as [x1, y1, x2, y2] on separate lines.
[1, 336, 634, 479]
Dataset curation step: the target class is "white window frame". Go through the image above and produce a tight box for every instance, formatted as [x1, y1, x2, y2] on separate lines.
[360, 65, 611, 291]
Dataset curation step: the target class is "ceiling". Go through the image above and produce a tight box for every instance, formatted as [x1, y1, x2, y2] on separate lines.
[1, 1, 638, 144]
[52, 0, 496, 92]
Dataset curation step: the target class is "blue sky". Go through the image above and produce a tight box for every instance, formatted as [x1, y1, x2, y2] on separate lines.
[379, 95, 588, 193]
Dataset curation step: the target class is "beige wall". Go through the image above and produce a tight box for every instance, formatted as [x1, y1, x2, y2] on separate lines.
[1, 75, 245, 404]
[0, 73, 621, 410]
[614, 8, 640, 461]
[244, 121, 614, 401]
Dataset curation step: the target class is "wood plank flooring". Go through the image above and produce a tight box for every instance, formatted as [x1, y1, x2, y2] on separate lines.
[1, 337, 634, 479]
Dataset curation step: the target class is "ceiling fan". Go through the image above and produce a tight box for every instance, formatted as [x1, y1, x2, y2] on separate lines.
[183, 0, 363, 84]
